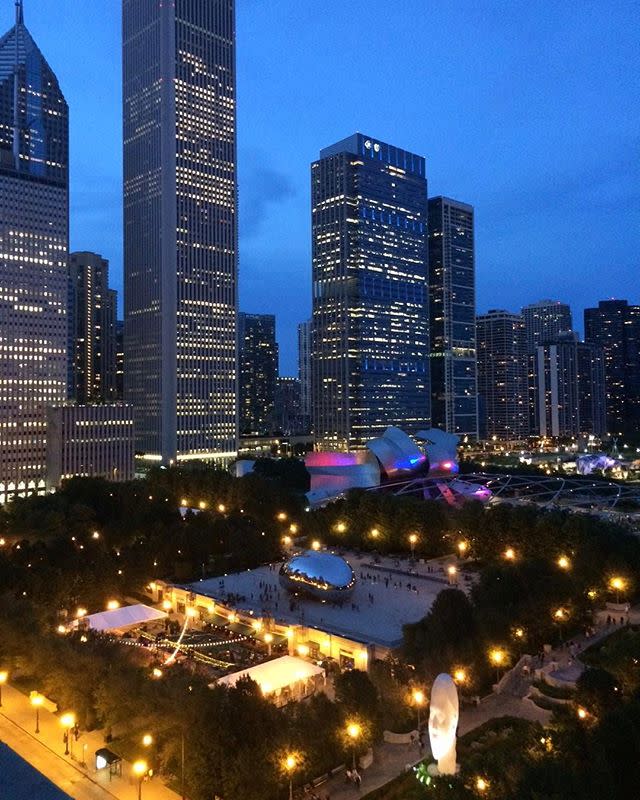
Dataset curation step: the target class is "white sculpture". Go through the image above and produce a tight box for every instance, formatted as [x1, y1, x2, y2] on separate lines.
[428, 673, 459, 775]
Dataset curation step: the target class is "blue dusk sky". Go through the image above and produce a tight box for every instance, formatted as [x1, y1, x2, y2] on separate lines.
[5, 1, 638, 375]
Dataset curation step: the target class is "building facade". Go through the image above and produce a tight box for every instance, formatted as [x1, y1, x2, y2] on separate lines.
[274, 376, 306, 435]
[238, 312, 278, 435]
[530, 333, 606, 438]
[0, 4, 69, 503]
[115, 320, 124, 402]
[428, 196, 478, 437]
[476, 310, 528, 440]
[46, 404, 135, 489]
[522, 299, 572, 352]
[297, 319, 312, 427]
[311, 133, 430, 450]
[584, 300, 640, 438]
[68, 251, 117, 403]
[123, 0, 238, 464]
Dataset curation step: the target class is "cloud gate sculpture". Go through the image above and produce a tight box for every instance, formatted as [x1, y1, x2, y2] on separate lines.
[279, 550, 356, 600]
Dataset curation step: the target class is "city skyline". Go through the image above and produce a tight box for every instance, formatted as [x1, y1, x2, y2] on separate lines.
[3, 0, 637, 375]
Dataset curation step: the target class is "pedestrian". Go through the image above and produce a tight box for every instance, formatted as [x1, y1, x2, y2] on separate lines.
[354, 770, 361, 790]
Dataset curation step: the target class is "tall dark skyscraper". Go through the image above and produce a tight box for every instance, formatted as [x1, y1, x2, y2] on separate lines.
[297, 319, 312, 427]
[476, 310, 528, 440]
[522, 299, 572, 352]
[123, 0, 238, 464]
[531, 332, 606, 438]
[0, 2, 68, 503]
[238, 312, 278, 435]
[311, 133, 430, 450]
[584, 300, 640, 438]
[68, 251, 117, 403]
[428, 196, 478, 437]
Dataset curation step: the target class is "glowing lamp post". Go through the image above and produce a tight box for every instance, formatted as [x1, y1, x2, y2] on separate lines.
[311, 540, 321, 551]
[142, 733, 153, 747]
[489, 649, 506, 683]
[0, 670, 7, 707]
[284, 754, 297, 800]
[132, 760, 148, 800]
[503, 547, 516, 561]
[476, 776, 489, 793]
[557, 555, 571, 571]
[412, 689, 425, 730]
[553, 607, 568, 643]
[60, 712, 76, 757]
[264, 632, 273, 656]
[347, 723, 361, 770]
[447, 564, 458, 585]
[408, 533, 418, 560]
[453, 668, 467, 687]
[30, 692, 43, 734]
[457, 541, 468, 557]
[609, 576, 626, 605]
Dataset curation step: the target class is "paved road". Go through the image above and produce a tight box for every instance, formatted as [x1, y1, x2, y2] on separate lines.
[0, 683, 179, 800]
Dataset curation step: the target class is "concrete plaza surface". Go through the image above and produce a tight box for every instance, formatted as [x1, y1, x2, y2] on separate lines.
[187, 551, 463, 647]
[0, 682, 179, 800]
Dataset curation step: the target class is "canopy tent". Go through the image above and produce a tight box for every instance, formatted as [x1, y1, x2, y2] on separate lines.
[215, 655, 325, 698]
[76, 603, 166, 632]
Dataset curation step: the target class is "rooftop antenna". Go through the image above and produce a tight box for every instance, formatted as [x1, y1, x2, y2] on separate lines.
[12, 0, 24, 169]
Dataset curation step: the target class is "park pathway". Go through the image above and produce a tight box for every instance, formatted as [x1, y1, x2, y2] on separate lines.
[0, 682, 179, 800]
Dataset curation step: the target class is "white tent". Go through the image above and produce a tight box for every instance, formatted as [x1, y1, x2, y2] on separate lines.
[77, 603, 166, 632]
[216, 655, 325, 697]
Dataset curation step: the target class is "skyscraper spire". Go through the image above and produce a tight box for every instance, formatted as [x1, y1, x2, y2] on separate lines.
[15, 0, 24, 26]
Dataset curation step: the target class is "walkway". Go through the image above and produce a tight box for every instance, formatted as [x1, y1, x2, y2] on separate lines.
[0, 683, 179, 800]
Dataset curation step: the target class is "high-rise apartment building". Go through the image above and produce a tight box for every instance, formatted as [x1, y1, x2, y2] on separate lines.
[522, 299, 572, 352]
[428, 196, 478, 437]
[584, 300, 640, 437]
[311, 133, 430, 450]
[0, 3, 68, 503]
[115, 320, 124, 402]
[123, 0, 238, 464]
[476, 310, 528, 440]
[531, 332, 606, 438]
[274, 376, 305, 435]
[297, 319, 312, 424]
[238, 312, 278, 435]
[68, 251, 117, 403]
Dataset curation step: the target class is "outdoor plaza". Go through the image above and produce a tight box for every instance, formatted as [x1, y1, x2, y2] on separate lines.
[150, 549, 468, 675]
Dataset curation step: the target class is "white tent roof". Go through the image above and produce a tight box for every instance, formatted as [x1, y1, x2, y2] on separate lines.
[79, 603, 166, 632]
[216, 656, 324, 694]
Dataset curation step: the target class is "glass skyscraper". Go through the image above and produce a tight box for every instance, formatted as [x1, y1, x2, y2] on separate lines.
[123, 0, 238, 464]
[522, 299, 573, 352]
[584, 300, 640, 438]
[311, 133, 430, 450]
[428, 196, 478, 437]
[238, 312, 278, 436]
[0, 2, 68, 503]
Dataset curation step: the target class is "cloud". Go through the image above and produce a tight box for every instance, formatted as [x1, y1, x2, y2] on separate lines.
[239, 156, 297, 238]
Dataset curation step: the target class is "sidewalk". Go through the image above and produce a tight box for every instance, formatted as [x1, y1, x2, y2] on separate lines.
[0, 683, 179, 800]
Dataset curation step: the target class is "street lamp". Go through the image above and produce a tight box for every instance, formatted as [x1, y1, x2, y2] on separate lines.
[60, 712, 75, 757]
[311, 540, 321, 551]
[347, 722, 361, 770]
[447, 564, 458, 585]
[475, 776, 489, 793]
[30, 692, 43, 734]
[557, 555, 571, 571]
[609, 576, 626, 604]
[284, 753, 297, 800]
[142, 733, 153, 747]
[457, 541, 468, 557]
[453, 668, 467, 687]
[489, 648, 506, 683]
[412, 689, 425, 730]
[503, 547, 516, 561]
[0, 670, 7, 707]
[553, 607, 568, 643]
[408, 533, 418, 560]
[132, 760, 148, 800]
[264, 632, 273, 656]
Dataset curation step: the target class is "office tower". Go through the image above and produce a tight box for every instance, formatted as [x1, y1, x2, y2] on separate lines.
[584, 300, 640, 437]
[123, 0, 238, 464]
[68, 251, 117, 403]
[428, 196, 478, 437]
[115, 320, 124, 402]
[531, 332, 606, 438]
[0, 2, 68, 504]
[476, 310, 528, 440]
[274, 376, 304, 435]
[297, 319, 312, 425]
[311, 133, 430, 450]
[46, 404, 135, 489]
[238, 313, 278, 435]
[522, 299, 572, 352]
